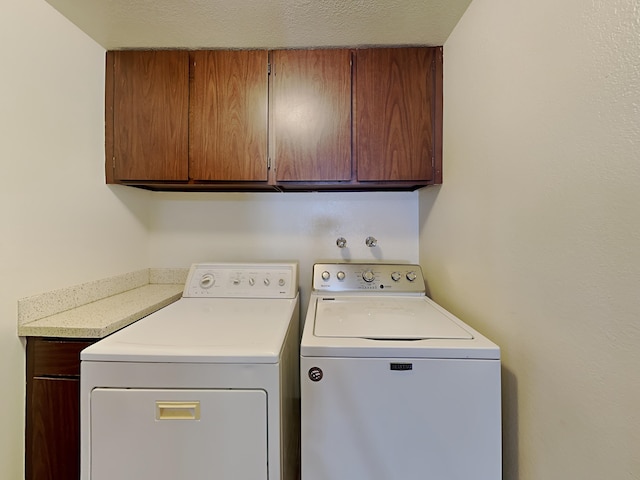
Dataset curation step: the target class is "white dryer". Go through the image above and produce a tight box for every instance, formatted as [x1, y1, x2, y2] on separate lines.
[301, 263, 501, 480]
[81, 263, 299, 480]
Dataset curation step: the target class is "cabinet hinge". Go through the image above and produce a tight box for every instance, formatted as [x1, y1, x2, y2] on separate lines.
[267, 157, 272, 170]
[112, 156, 116, 169]
[268, 62, 271, 75]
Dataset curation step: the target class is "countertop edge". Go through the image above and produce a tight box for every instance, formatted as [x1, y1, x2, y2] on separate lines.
[17, 284, 184, 339]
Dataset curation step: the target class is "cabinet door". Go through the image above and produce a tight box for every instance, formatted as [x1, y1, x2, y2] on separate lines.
[27, 378, 80, 480]
[25, 338, 95, 480]
[355, 47, 440, 182]
[272, 49, 352, 182]
[190, 50, 269, 181]
[110, 51, 189, 181]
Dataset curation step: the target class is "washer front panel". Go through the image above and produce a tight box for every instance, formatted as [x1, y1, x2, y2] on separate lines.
[300, 356, 502, 480]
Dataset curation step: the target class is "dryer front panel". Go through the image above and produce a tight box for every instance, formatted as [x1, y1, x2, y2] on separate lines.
[90, 388, 267, 480]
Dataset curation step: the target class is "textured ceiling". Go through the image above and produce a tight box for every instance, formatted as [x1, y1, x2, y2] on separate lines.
[45, 0, 472, 50]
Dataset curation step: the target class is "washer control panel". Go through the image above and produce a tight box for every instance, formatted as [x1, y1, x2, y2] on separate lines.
[312, 263, 425, 294]
[184, 263, 298, 298]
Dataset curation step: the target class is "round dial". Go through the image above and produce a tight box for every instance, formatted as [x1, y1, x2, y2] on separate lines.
[362, 270, 375, 283]
[391, 272, 402, 282]
[337, 271, 346, 281]
[322, 271, 330, 281]
[248, 277, 255, 286]
[199, 273, 215, 289]
[406, 271, 418, 282]
[264, 278, 271, 286]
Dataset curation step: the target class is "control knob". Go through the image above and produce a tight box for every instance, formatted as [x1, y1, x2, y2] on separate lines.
[321, 271, 330, 281]
[362, 270, 375, 283]
[337, 271, 346, 281]
[200, 273, 215, 289]
[391, 272, 402, 282]
[406, 271, 418, 282]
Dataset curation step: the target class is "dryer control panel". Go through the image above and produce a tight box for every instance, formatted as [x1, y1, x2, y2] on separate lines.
[313, 263, 425, 294]
[184, 263, 298, 298]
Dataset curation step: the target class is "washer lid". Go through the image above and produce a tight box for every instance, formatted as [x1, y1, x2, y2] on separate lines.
[314, 297, 472, 340]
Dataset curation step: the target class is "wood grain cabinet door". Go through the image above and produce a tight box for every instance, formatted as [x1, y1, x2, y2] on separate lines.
[189, 50, 269, 181]
[110, 50, 189, 182]
[25, 338, 95, 480]
[27, 378, 80, 480]
[355, 47, 441, 182]
[271, 49, 352, 182]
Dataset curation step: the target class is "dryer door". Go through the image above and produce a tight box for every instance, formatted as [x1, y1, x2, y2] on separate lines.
[90, 388, 267, 480]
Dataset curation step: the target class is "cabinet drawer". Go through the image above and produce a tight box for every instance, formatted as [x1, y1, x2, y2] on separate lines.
[27, 338, 95, 377]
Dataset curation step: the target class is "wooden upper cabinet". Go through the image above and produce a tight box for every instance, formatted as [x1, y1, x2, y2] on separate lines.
[355, 47, 442, 183]
[271, 49, 352, 182]
[189, 50, 269, 181]
[109, 50, 189, 182]
[105, 47, 442, 190]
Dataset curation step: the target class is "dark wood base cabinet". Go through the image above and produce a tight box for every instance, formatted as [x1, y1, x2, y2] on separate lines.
[25, 337, 96, 480]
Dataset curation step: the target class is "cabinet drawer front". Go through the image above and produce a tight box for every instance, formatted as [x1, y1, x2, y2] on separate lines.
[28, 338, 95, 377]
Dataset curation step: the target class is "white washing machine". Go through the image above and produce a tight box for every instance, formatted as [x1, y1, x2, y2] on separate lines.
[301, 263, 501, 480]
[81, 263, 299, 480]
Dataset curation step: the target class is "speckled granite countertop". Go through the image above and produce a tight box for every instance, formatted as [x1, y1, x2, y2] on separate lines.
[17, 268, 188, 338]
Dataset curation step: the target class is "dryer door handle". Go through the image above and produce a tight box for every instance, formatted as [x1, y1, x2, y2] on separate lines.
[155, 401, 201, 420]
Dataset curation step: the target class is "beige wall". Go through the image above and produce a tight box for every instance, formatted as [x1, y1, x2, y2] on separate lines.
[7, 0, 638, 477]
[148, 191, 420, 313]
[1, 2, 420, 478]
[420, 0, 640, 478]
[0, 0, 151, 477]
